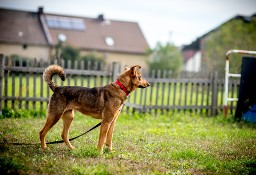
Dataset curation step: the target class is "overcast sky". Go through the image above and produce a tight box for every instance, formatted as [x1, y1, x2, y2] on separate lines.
[0, 0, 255, 47]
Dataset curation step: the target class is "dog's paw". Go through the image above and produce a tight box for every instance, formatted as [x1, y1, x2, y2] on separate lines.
[69, 145, 75, 150]
[106, 148, 112, 153]
[106, 144, 112, 151]
[98, 148, 104, 155]
[41, 146, 49, 150]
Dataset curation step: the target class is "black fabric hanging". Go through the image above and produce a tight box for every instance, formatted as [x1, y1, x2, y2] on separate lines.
[234, 56, 256, 120]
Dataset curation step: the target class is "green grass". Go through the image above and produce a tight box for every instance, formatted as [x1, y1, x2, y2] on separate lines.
[1, 112, 256, 174]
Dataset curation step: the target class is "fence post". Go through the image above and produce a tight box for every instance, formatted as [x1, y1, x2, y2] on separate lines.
[112, 62, 120, 82]
[211, 71, 218, 116]
[0, 54, 4, 115]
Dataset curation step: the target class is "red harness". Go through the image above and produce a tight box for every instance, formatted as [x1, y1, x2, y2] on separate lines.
[116, 80, 129, 96]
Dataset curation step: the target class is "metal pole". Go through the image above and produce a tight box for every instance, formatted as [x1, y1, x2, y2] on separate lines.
[224, 59, 229, 117]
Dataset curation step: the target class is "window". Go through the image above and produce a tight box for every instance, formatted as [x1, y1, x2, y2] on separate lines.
[46, 16, 86, 31]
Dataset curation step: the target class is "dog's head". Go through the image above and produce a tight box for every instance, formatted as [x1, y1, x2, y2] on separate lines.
[118, 65, 150, 93]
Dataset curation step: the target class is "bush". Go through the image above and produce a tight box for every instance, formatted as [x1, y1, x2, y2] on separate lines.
[0, 108, 45, 119]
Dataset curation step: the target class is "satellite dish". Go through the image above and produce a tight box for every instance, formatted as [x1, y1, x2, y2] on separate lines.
[58, 33, 67, 42]
[105, 36, 114, 46]
[18, 31, 24, 37]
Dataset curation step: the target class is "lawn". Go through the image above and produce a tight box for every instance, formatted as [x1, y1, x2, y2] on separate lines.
[0, 112, 256, 174]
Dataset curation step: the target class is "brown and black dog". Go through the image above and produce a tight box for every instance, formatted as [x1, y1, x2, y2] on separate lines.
[39, 65, 150, 154]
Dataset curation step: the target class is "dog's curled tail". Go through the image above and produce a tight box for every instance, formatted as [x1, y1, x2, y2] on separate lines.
[43, 65, 66, 92]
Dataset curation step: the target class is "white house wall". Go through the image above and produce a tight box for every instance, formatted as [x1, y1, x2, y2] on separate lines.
[0, 43, 50, 61]
[185, 51, 201, 72]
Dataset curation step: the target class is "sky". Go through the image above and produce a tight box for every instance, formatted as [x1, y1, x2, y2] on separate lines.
[0, 0, 255, 48]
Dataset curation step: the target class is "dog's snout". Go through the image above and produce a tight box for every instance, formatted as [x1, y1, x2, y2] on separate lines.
[147, 82, 150, 87]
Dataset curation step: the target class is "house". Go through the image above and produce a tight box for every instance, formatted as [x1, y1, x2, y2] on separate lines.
[0, 8, 49, 60]
[0, 7, 149, 69]
[181, 39, 201, 73]
[182, 13, 256, 74]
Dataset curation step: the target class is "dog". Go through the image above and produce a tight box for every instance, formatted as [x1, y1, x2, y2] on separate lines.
[39, 65, 150, 154]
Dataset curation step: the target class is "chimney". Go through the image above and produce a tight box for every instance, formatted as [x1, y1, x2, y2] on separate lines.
[38, 6, 44, 14]
[97, 14, 104, 21]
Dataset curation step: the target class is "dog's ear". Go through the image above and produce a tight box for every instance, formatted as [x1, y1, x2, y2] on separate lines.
[130, 65, 141, 76]
[125, 67, 130, 71]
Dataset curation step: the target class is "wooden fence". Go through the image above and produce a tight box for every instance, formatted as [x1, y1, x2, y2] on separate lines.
[0, 54, 240, 116]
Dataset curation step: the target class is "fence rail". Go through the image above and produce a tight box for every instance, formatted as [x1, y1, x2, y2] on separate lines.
[0, 54, 240, 116]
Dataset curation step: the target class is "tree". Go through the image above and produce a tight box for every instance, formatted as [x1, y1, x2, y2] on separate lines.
[148, 42, 183, 77]
[79, 52, 105, 70]
[60, 45, 80, 62]
[60, 45, 104, 69]
[79, 52, 104, 63]
[202, 17, 256, 76]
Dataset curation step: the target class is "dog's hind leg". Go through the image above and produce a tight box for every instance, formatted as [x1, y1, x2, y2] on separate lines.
[39, 112, 61, 149]
[61, 109, 75, 149]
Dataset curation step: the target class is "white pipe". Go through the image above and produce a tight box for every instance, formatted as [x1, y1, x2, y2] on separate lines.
[224, 59, 229, 107]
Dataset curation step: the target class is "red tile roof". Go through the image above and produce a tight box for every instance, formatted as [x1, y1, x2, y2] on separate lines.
[0, 8, 149, 54]
[0, 8, 48, 45]
[43, 13, 149, 54]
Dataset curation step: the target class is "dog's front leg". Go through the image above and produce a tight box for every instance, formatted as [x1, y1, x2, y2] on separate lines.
[98, 102, 122, 154]
[106, 104, 123, 151]
[97, 122, 111, 154]
[105, 117, 117, 151]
